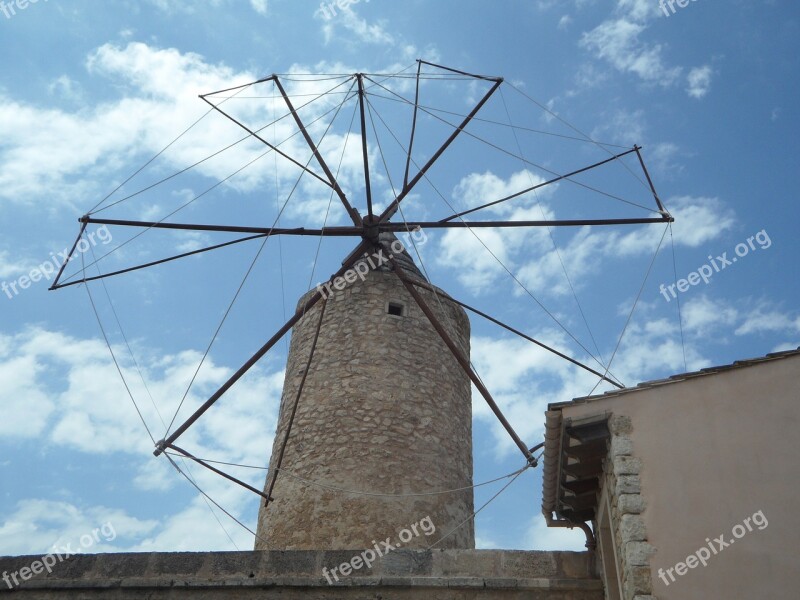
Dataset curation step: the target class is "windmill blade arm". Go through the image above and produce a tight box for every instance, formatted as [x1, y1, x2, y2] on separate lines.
[153, 239, 371, 457]
[50, 233, 270, 291]
[381, 216, 674, 231]
[273, 77, 363, 228]
[78, 216, 364, 237]
[385, 246, 536, 466]
[406, 279, 624, 390]
[439, 147, 641, 223]
[377, 78, 503, 223]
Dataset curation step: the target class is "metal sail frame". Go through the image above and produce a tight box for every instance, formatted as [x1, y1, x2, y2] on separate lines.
[51, 60, 672, 509]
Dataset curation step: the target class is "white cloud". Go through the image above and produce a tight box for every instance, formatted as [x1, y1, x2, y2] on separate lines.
[0, 490, 257, 555]
[581, 18, 681, 86]
[0, 42, 367, 216]
[617, 0, 660, 22]
[590, 109, 646, 145]
[0, 352, 55, 439]
[648, 142, 684, 176]
[315, 2, 395, 46]
[681, 295, 738, 335]
[0, 326, 285, 552]
[735, 307, 800, 336]
[249, 0, 268, 15]
[146, 0, 266, 16]
[0, 499, 158, 555]
[1, 43, 249, 206]
[578, 0, 721, 90]
[47, 75, 85, 104]
[526, 515, 588, 551]
[659, 195, 735, 246]
[667, 296, 800, 342]
[0, 250, 33, 280]
[435, 169, 555, 291]
[686, 65, 713, 99]
[475, 534, 501, 549]
[0, 326, 280, 468]
[772, 342, 799, 353]
[436, 166, 733, 299]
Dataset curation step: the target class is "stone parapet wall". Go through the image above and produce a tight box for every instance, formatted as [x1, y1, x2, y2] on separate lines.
[0, 550, 603, 599]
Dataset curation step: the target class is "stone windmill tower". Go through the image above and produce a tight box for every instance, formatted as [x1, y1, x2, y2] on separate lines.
[54, 62, 668, 558]
[255, 234, 474, 549]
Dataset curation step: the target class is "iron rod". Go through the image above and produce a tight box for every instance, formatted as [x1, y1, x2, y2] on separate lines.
[78, 216, 363, 237]
[389, 255, 535, 464]
[634, 145, 668, 214]
[357, 74, 374, 221]
[49, 221, 88, 290]
[199, 75, 275, 98]
[273, 77, 363, 227]
[52, 233, 269, 290]
[384, 217, 674, 230]
[78, 215, 673, 241]
[378, 78, 503, 223]
[418, 60, 502, 82]
[199, 94, 331, 188]
[403, 61, 422, 189]
[168, 444, 274, 503]
[263, 296, 328, 507]
[439, 147, 640, 222]
[427, 285, 624, 389]
[154, 240, 370, 456]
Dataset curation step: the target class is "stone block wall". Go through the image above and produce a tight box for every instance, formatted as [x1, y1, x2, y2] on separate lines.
[601, 415, 656, 600]
[0, 549, 604, 599]
[256, 265, 474, 549]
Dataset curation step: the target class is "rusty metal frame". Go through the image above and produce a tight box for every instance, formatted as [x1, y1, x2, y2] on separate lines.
[262, 294, 328, 506]
[153, 240, 370, 457]
[383, 244, 536, 466]
[167, 444, 274, 503]
[405, 278, 624, 389]
[273, 76, 363, 228]
[375, 74, 503, 223]
[199, 75, 333, 188]
[52, 64, 675, 499]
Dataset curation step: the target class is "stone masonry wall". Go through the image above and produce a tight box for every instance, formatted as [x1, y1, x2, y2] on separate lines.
[255, 264, 474, 549]
[0, 549, 604, 599]
[602, 415, 656, 600]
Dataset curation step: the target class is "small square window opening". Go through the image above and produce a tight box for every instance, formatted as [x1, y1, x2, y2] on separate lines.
[387, 302, 405, 317]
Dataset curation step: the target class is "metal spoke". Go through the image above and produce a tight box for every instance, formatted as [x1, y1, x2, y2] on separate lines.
[153, 240, 370, 456]
[78, 216, 363, 237]
[375, 76, 503, 222]
[386, 247, 535, 466]
[273, 77, 363, 227]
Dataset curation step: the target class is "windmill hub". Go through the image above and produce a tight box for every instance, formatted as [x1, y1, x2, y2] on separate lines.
[362, 214, 381, 244]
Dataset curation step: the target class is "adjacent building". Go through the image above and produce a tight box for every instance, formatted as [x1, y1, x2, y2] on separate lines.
[542, 347, 800, 599]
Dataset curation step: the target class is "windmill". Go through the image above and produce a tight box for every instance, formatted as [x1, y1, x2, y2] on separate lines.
[51, 60, 673, 546]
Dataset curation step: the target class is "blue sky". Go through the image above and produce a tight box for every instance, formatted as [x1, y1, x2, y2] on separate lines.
[1, 0, 798, 554]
